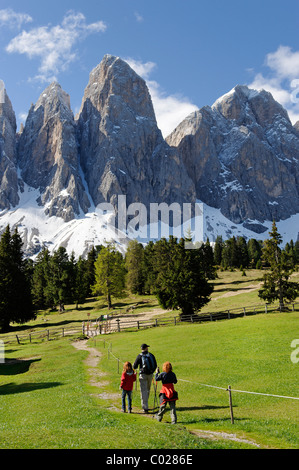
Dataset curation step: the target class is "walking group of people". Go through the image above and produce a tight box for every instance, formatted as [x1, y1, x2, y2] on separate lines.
[119, 343, 178, 424]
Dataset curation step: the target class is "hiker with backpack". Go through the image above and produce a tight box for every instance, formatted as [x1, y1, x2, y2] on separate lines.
[133, 343, 157, 413]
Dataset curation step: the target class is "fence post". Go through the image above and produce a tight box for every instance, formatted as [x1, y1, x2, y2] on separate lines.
[82, 322, 85, 335]
[227, 310, 230, 319]
[174, 317, 176, 326]
[292, 304, 295, 312]
[47, 330, 50, 341]
[62, 328, 64, 337]
[155, 319, 158, 327]
[227, 385, 234, 424]
[16, 335, 20, 344]
[137, 321, 140, 330]
[116, 319, 120, 332]
[265, 304, 268, 314]
[209, 313, 213, 321]
[243, 307, 246, 317]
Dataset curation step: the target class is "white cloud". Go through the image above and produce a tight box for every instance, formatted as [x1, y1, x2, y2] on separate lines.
[134, 12, 144, 23]
[126, 58, 198, 137]
[0, 8, 33, 29]
[248, 45, 299, 124]
[126, 59, 156, 81]
[18, 112, 28, 124]
[6, 10, 107, 83]
[266, 46, 299, 79]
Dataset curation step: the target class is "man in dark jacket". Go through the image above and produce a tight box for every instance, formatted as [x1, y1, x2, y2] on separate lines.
[133, 343, 157, 413]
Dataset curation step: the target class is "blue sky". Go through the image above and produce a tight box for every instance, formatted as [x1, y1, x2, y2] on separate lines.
[1, 0, 299, 136]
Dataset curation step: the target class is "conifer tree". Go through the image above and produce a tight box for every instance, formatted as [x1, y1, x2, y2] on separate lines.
[125, 239, 145, 294]
[153, 236, 213, 317]
[236, 236, 249, 268]
[85, 246, 99, 296]
[0, 226, 34, 332]
[214, 236, 223, 266]
[247, 238, 262, 267]
[221, 236, 238, 268]
[31, 248, 52, 309]
[143, 241, 156, 294]
[73, 256, 90, 308]
[48, 247, 71, 312]
[200, 238, 217, 279]
[92, 243, 126, 309]
[258, 221, 299, 307]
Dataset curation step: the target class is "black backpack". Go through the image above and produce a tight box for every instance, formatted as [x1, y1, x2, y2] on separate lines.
[140, 353, 155, 374]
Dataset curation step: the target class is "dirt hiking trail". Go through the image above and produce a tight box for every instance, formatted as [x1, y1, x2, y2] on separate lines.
[72, 338, 261, 448]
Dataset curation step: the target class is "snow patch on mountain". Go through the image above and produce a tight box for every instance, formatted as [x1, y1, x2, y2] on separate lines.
[0, 183, 298, 259]
[0, 182, 130, 258]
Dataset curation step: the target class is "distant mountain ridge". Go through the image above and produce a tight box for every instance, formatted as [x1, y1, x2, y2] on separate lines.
[0, 54, 299, 256]
[167, 85, 299, 230]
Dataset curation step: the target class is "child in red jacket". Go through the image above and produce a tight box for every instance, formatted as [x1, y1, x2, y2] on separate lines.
[155, 361, 178, 424]
[120, 361, 136, 413]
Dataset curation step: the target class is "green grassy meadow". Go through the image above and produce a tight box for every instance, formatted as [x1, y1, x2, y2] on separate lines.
[0, 269, 298, 449]
[95, 312, 299, 449]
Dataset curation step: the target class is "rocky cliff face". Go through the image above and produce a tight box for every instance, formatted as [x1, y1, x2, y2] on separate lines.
[0, 89, 19, 210]
[17, 83, 90, 222]
[0, 57, 299, 251]
[76, 55, 195, 214]
[166, 85, 299, 231]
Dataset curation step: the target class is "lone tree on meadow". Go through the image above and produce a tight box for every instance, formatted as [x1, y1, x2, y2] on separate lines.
[92, 243, 126, 309]
[258, 221, 299, 308]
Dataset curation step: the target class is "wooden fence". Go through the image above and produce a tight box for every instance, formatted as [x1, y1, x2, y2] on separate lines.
[1, 301, 298, 346]
[95, 301, 299, 334]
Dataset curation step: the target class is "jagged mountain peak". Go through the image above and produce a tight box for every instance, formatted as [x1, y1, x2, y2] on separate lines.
[212, 84, 259, 107]
[76, 54, 194, 210]
[167, 84, 299, 228]
[0, 88, 17, 131]
[89, 54, 146, 85]
[77, 54, 157, 125]
[0, 87, 19, 211]
[212, 84, 291, 127]
[17, 80, 90, 222]
[34, 81, 72, 122]
[1, 58, 299, 257]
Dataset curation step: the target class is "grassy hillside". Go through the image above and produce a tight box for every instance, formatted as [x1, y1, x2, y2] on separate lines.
[200, 269, 299, 313]
[0, 336, 252, 449]
[0, 269, 298, 449]
[94, 312, 299, 449]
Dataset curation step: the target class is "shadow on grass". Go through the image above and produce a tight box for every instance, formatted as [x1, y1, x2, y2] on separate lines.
[177, 405, 230, 412]
[180, 417, 244, 425]
[0, 358, 41, 376]
[214, 286, 259, 294]
[212, 278, 261, 287]
[11, 319, 85, 332]
[0, 381, 62, 395]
